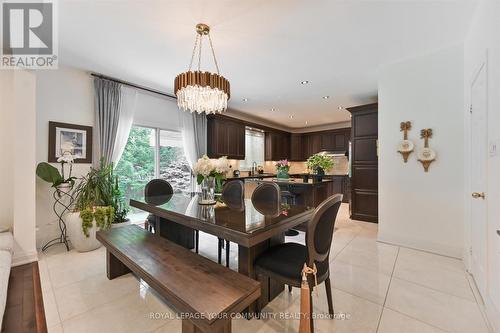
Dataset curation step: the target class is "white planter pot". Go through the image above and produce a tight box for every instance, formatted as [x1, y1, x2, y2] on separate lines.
[66, 212, 102, 252]
[111, 219, 132, 228]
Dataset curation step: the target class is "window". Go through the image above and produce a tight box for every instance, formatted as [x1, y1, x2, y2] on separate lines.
[115, 126, 192, 216]
[241, 128, 265, 170]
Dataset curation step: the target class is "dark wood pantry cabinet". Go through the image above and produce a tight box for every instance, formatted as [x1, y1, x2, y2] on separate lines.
[346, 103, 378, 223]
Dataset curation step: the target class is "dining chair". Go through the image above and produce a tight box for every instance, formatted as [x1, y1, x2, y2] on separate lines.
[144, 179, 174, 233]
[254, 194, 343, 327]
[251, 182, 281, 208]
[217, 180, 244, 267]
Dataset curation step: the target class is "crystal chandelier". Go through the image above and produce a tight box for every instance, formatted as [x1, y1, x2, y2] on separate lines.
[174, 23, 230, 114]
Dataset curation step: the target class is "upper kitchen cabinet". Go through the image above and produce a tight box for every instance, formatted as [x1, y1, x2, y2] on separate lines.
[265, 131, 290, 161]
[296, 128, 351, 160]
[207, 115, 245, 160]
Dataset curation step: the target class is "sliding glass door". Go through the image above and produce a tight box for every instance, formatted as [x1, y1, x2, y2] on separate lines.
[116, 126, 192, 217]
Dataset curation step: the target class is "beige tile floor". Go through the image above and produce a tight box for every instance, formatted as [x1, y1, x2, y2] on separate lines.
[38, 204, 492, 333]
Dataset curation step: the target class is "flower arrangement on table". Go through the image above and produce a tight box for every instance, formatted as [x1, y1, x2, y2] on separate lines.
[306, 154, 334, 181]
[275, 159, 290, 179]
[193, 155, 230, 204]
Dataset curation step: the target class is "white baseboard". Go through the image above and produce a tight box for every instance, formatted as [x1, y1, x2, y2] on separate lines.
[377, 231, 463, 259]
[484, 295, 500, 333]
[12, 251, 38, 267]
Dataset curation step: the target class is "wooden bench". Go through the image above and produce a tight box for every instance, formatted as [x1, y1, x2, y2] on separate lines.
[96, 225, 260, 333]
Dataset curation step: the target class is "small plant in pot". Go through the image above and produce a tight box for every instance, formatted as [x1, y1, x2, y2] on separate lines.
[306, 154, 334, 182]
[68, 160, 116, 252]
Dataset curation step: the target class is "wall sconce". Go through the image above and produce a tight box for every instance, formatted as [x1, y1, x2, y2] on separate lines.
[398, 121, 414, 163]
[417, 128, 436, 172]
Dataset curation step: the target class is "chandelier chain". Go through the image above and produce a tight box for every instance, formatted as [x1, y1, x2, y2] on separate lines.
[208, 33, 221, 74]
[188, 34, 200, 71]
[198, 34, 203, 71]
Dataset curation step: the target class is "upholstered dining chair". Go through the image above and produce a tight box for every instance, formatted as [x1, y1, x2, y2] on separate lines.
[254, 194, 343, 328]
[144, 179, 173, 233]
[217, 180, 245, 267]
[144, 179, 197, 251]
[251, 182, 281, 208]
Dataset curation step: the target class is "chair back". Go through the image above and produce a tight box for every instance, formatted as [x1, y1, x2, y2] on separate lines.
[251, 182, 281, 216]
[144, 179, 173, 205]
[222, 180, 244, 206]
[305, 194, 343, 267]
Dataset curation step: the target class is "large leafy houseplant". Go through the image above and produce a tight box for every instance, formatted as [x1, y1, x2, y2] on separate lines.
[72, 160, 115, 237]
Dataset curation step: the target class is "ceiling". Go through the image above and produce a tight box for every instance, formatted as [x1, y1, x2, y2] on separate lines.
[58, 0, 476, 129]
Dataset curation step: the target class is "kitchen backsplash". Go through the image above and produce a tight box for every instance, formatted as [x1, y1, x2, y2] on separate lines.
[226, 158, 348, 175]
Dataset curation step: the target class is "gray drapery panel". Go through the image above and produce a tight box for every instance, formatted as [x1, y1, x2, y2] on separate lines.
[180, 112, 207, 191]
[93, 78, 122, 166]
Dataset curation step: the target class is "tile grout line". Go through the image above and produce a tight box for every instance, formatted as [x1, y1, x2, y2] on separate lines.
[40, 254, 65, 331]
[375, 246, 399, 333]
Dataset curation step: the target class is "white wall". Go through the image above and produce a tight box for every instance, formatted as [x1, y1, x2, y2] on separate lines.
[378, 45, 465, 258]
[463, 0, 500, 330]
[35, 67, 183, 248]
[35, 67, 94, 249]
[0, 70, 38, 265]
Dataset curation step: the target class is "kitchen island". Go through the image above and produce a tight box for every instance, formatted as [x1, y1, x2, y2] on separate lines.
[257, 178, 337, 208]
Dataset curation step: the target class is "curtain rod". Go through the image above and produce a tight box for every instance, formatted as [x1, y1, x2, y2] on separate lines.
[90, 72, 176, 99]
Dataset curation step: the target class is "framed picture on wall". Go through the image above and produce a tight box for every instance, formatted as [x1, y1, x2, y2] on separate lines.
[48, 122, 93, 163]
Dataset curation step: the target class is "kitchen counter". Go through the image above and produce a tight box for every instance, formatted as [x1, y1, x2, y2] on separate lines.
[258, 178, 335, 186]
[225, 173, 276, 181]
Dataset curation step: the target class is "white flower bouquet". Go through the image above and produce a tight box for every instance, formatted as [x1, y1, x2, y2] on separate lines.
[193, 155, 230, 184]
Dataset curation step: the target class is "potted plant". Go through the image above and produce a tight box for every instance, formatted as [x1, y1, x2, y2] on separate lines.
[36, 152, 77, 192]
[193, 155, 230, 204]
[111, 176, 131, 227]
[275, 159, 290, 179]
[67, 161, 115, 252]
[306, 154, 334, 181]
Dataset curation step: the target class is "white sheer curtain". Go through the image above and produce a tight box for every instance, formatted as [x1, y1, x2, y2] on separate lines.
[180, 112, 207, 191]
[111, 86, 138, 164]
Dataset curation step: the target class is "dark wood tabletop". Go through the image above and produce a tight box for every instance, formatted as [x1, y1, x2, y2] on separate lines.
[130, 192, 313, 248]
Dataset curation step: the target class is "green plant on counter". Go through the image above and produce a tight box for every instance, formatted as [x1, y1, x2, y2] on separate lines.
[306, 154, 335, 173]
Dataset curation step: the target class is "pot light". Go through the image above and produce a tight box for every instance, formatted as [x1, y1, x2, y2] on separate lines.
[289, 115, 294, 119]
[305, 121, 309, 125]
[300, 80, 309, 85]
[338, 106, 343, 110]
[270, 108, 276, 112]
[242, 98, 248, 102]
[322, 96, 330, 99]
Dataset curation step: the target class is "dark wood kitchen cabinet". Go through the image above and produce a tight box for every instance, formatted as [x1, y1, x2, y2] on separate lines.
[294, 128, 351, 161]
[207, 116, 245, 160]
[346, 103, 378, 223]
[265, 131, 290, 161]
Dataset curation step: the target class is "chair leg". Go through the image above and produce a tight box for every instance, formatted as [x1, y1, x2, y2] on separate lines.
[225, 240, 230, 268]
[325, 276, 334, 318]
[288, 285, 292, 293]
[217, 238, 222, 264]
[195, 230, 199, 254]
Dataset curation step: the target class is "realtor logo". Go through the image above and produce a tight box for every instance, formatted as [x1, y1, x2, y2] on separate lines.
[1, 0, 58, 69]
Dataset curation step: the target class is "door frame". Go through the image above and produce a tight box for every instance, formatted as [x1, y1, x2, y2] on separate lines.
[464, 50, 489, 275]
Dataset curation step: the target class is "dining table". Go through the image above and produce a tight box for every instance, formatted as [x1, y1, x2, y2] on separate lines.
[130, 192, 314, 312]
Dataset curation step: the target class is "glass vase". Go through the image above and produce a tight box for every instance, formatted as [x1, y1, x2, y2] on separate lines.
[200, 177, 216, 204]
[276, 168, 289, 179]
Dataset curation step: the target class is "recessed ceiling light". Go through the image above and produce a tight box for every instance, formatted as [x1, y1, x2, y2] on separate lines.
[300, 80, 309, 85]
[270, 108, 276, 112]
[338, 106, 343, 110]
[322, 96, 330, 99]
[242, 98, 248, 102]
[305, 121, 309, 125]
[289, 115, 294, 119]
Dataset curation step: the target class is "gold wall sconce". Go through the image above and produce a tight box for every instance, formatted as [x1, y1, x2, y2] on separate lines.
[398, 121, 414, 163]
[417, 129, 436, 172]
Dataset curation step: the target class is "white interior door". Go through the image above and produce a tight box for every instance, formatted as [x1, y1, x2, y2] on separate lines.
[470, 62, 488, 298]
